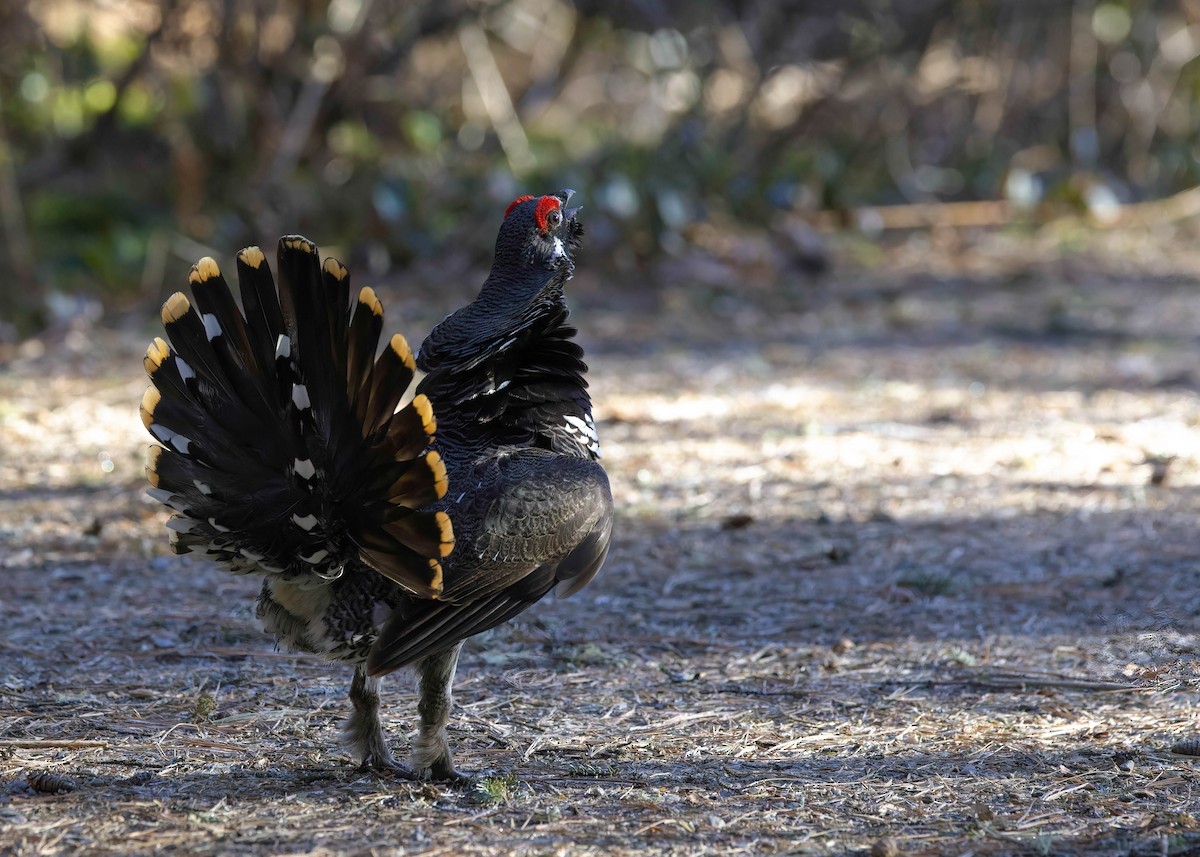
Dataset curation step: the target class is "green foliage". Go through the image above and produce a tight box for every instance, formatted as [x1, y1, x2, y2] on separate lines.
[27, 190, 155, 296]
[192, 692, 217, 722]
[3, 0, 1200, 334]
[473, 771, 518, 804]
[896, 568, 956, 597]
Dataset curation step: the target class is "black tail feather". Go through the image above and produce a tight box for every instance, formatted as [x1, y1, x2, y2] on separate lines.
[188, 258, 258, 374]
[379, 394, 436, 461]
[144, 236, 453, 597]
[384, 450, 448, 509]
[235, 246, 285, 378]
[144, 337, 191, 403]
[276, 237, 341, 446]
[188, 258, 277, 428]
[322, 257, 351, 381]
[346, 287, 384, 416]
[159, 293, 238, 411]
[362, 334, 417, 436]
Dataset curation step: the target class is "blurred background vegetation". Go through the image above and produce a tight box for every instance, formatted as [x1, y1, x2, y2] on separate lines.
[1, 0, 1199, 337]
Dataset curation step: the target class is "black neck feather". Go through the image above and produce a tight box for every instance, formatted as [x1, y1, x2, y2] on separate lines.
[417, 300, 591, 447]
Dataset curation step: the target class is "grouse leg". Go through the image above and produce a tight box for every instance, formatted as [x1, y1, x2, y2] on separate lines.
[412, 641, 468, 783]
[345, 663, 408, 774]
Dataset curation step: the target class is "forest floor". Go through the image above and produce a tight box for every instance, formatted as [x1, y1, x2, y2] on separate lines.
[1, 224, 1199, 856]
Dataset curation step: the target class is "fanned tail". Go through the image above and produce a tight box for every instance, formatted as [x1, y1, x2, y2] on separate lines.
[142, 236, 454, 597]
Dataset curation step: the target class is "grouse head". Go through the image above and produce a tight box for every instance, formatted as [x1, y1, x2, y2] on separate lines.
[417, 190, 584, 375]
[492, 189, 583, 282]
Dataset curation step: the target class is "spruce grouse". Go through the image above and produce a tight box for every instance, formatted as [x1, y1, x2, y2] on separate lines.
[141, 190, 612, 781]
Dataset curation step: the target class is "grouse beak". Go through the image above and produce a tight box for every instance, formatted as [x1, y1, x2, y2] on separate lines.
[554, 189, 583, 273]
[558, 189, 581, 221]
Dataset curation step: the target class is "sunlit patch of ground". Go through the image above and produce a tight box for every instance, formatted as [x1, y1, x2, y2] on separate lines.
[2, 239, 1199, 855]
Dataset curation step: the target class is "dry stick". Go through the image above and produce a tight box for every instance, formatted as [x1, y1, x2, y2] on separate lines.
[264, 0, 375, 212]
[806, 180, 1200, 234]
[716, 671, 1140, 697]
[1126, 28, 1196, 186]
[0, 103, 37, 310]
[525, 0, 577, 83]
[460, 23, 535, 177]
[267, 75, 334, 193]
[0, 739, 108, 749]
[140, 230, 171, 299]
[1067, 2, 1096, 165]
[916, 671, 1140, 693]
[973, 13, 1020, 139]
[196, 646, 313, 661]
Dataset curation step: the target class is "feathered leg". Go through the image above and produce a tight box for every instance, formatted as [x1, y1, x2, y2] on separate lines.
[345, 664, 405, 772]
[413, 642, 467, 782]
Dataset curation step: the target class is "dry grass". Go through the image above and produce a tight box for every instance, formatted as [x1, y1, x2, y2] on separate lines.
[2, 231, 1200, 855]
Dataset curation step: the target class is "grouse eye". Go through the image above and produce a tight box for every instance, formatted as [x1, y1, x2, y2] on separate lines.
[533, 195, 562, 231]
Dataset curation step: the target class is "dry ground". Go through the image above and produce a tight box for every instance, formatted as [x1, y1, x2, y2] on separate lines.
[2, 228, 1200, 855]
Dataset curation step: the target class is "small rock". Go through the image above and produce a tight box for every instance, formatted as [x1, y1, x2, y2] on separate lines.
[1170, 737, 1200, 756]
[831, 637, 855, 655]
[871, 836, 901, 857]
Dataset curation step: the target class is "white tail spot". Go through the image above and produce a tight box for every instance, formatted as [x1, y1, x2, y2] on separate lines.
[147, 486, 188, 512]
[275, 335, 291, 359]
[201, 312, 222, 340]
[299, 548, 329, 564]
[293, 458, 316, 480]
[291, 513, 319, 531]
[291, 384, 311, 410]
[150, 425, 196, 456]
[193, 479, 213, 496]
[175, 357, 195, 382]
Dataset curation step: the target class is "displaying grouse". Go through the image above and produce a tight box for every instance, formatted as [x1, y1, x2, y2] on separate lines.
[141, 190, 612, 781]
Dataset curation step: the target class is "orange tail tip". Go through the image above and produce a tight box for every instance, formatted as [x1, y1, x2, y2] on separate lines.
[429, 560, 444, 598]
[237, 246, 266, 268]
[281, 235, 317, 253]
[358, 287, 383, 317]
[411, 394, 436, 437]
[140, 386, 160, 429]
[144, 337, 170, 373]
[435, 510, 454, 557]
[389, 333, 415, 370]
[188, 256, 222, 285]
[161, 292, 191, 325]
[323, 258, 349, 281]
[426, 450, 448, 499]
[146, 444, 164, 487]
